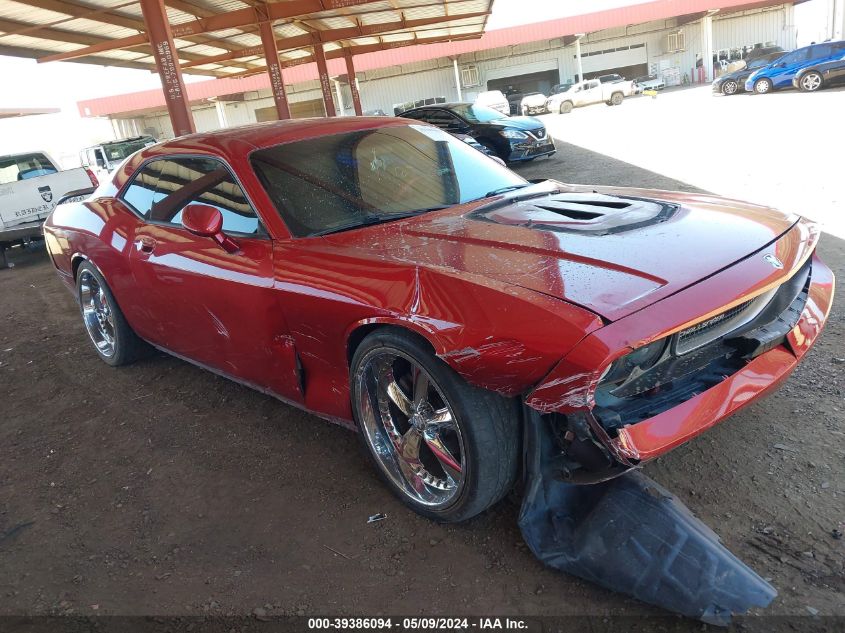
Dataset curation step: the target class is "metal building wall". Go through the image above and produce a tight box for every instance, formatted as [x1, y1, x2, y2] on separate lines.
[114, 4, 795, 137]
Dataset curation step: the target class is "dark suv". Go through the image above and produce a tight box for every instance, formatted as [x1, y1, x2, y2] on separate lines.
[399, 103, 555, 162]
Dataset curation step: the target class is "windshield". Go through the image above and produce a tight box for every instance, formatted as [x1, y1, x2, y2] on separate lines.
[101, 138, 155, 162]
[448, 104, 507, 123]
[251, 124, 526, 237]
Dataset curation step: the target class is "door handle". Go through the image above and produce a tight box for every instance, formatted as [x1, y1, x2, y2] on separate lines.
[137, 236, 156, 253]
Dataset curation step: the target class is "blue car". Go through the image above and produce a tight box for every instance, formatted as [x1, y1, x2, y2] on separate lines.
[745, 40, 845, 94]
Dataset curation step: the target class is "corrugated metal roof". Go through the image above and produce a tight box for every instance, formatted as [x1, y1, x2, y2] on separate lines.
[1, 0, 492, 78]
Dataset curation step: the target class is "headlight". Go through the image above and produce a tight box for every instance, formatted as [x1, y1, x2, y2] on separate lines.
[499, 130, 528, 139]
[599, 338, 668, 386]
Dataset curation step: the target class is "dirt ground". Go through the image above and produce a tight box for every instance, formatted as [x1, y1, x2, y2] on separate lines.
[0, 143, 843, 628]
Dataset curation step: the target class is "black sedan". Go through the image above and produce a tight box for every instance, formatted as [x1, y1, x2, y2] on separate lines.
[712, 51, 785, 95]
[400, 103, 555, 162]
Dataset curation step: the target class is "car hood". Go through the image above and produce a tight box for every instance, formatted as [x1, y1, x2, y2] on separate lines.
[486, 116, 544, 130]
[322, 182, 799, 321]
[717, 68, 752, 82]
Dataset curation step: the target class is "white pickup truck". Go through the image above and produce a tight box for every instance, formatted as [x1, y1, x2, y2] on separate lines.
[545, 77, 636, 114]
[0, 151, 96, 268]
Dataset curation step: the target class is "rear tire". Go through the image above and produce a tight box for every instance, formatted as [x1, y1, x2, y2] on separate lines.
[76, 261, 145, 366]
[799, 71, 822, 92]
[350, 328, 520, 523]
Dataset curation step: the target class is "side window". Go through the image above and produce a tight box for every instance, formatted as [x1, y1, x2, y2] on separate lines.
[426, 110, 463, 130]
[121, 160, 164, 216]
[0, 153, 58, 183]
[149, 157, 261, 235]
[810, 44, 833, 59]
[778, 51, 798, 65]
[401, 110, 426, 122]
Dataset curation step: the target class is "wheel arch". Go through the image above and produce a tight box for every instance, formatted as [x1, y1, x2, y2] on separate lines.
[345, 318, 440, 368]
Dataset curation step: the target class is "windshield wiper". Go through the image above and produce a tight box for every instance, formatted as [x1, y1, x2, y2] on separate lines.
[484, 184, 531, 197]
[313, 207, 447, 237]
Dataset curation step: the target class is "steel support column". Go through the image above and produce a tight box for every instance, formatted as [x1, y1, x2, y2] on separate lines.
[314, 43, 336, 117]
[834, 0, 845, 40]
[701, 14, 715, 83]
[574, 35, 585, 82]
[139, 0, 195, 136]
[452, 58, 462, 101]
[344, 48, 363, 116]
[259, 19, 291, 120]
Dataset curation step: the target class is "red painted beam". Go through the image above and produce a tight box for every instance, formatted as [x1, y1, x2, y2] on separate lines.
[259, 20, 291, 120]
[180, 10, 490, 70]
[313, 43, 336, 117]
[139, 0, 195, 136]
[38, 0, 381, 63]
[344, 49, 362, 116]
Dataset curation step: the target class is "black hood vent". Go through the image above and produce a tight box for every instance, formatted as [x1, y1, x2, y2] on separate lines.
[470, 192, 678, 236]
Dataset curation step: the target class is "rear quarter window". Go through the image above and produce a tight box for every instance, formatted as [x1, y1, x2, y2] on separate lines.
[0, 153, 58, 184]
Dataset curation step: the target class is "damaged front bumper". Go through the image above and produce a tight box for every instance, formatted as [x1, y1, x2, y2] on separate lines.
[519, 405, 778, 625]
[525, 232, 834, 473]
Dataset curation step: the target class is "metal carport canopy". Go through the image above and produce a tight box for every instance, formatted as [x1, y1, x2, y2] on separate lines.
[0, 0, 493, 134]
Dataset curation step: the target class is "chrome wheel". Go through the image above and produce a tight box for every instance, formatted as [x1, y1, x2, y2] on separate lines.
[723, 80, 738, 95]
[801, 73, 821, 92]
[79, 270, 116, 357]
[755, 79, 771, 94]
[355, 349, 465, 508]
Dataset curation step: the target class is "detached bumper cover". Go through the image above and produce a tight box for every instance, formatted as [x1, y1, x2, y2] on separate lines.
[519, 408, 777, 625]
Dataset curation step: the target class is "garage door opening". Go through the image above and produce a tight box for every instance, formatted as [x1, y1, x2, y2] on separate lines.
[586, 63, 648, 81]
[487, 69, 561, 97]
[578, 43, 648, 82]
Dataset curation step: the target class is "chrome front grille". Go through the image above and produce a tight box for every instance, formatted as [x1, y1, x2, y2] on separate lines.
[676, 287, 777, 354]
[526, 128, 547, 141]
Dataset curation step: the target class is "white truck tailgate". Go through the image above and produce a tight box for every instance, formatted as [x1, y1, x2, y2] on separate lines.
[0, 168, 92, 230]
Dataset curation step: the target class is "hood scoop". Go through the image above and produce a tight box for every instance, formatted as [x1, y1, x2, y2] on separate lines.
[473, 192, 677, 236]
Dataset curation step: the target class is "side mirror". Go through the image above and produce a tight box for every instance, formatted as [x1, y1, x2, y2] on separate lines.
[182, 203, 239, 253]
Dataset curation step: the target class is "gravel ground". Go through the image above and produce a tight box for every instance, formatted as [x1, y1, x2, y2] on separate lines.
[0, 143, 842, 629]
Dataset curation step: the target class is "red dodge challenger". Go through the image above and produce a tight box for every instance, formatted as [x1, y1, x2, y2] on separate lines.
[44, 118, 833, 522]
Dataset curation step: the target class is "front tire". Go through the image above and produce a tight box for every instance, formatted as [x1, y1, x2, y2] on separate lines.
[722, 80, 738, 95]
[754, 78, 773, 94]
[610, 92, 624, 105]
[76, 261, 144, 366]
[799, 71, 822, 92]
[350, 329, 520, 523]
[559, 101, 573, 114]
